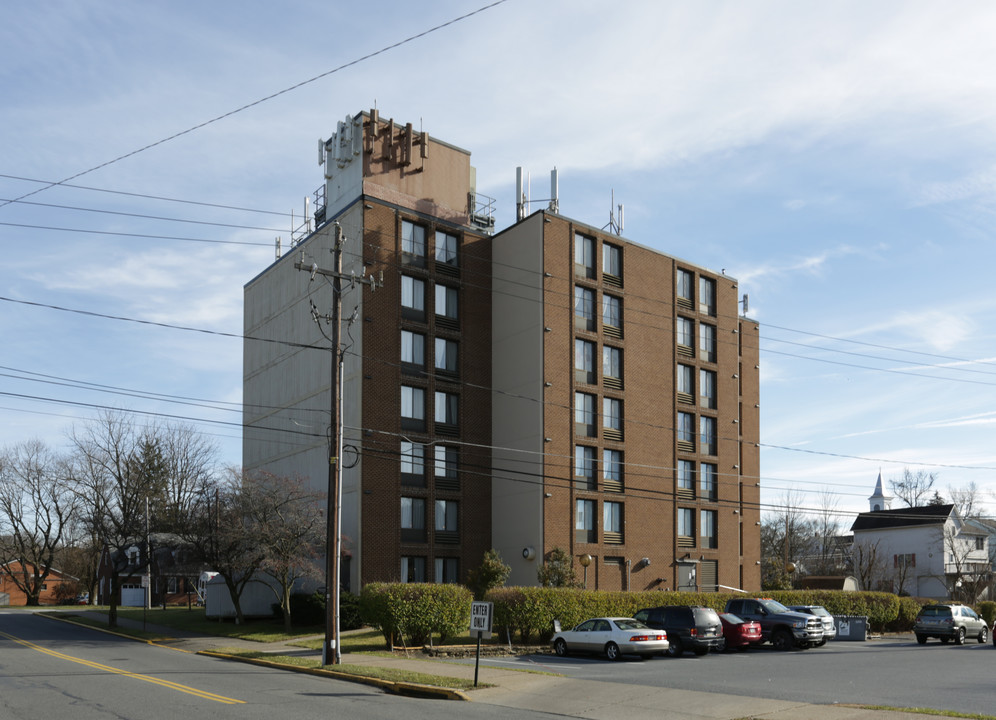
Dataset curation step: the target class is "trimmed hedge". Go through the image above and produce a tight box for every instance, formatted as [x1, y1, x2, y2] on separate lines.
[359, 582, 472, 647]
[358, 582, 988, 648]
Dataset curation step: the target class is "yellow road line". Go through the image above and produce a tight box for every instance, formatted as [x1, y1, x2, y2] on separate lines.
[0, 629, 244, 704]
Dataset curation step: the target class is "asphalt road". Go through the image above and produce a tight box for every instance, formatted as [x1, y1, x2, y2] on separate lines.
[454, 636, 996, 716]
[0, 610, 558, 720]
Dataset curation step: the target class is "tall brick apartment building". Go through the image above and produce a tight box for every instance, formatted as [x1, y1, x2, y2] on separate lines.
[244, 110, 760, 594]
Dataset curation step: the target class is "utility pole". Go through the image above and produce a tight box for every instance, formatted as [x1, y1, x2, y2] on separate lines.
[295, 222, 381, 666]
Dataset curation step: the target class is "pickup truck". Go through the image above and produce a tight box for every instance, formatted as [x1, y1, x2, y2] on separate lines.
[724, 598, 824, 650]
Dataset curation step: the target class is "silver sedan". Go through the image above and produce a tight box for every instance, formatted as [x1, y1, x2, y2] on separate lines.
[551, 617, 669, 660]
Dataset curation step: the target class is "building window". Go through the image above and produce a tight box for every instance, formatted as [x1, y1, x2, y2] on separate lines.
[434, 391, 458, 427]
[435, 499, 458, 542]
[435, 284, 458, 322]
[895, 553, 917, 568]
[575, 233, 595, 278]
[700, 416, 717, 456]
[434, 445, 459, 491]
[678, 459, 695, 499]
[401, 330, 425, 370]
[602, 345, 622, 389]
[699, 368, 716, 409]
[604, 501, 623, 544]
[401, 386, 425, 431]
[699, 277, 716, 316]
[676, 269, 694, 309]
[401, 556, 426, 583]
[677, 411, 695, 451]
[575, 392, 596, 437]
[975, 537, 985, 551]
[434, 337, 458, 376]
[603, 243, 622, 285]
[435, 557, 459, 583]
[602, 294, 622, 337]
[435, 231, 458, 268]
[677, 364, 694, 404]
[402, 220, 426, 265]
[401, 276, 425, 320]
[576, 499, 596, 543]
[603, 397, 623, 440]
[700, 462, 717, 501]
[401, 497, 426, 542]
[575, 445, 596, 490]
[575, 286, 595, 331]
[699, 323, 716, 363]
[603, 449, 623, 492]
[677, 316, 694, 356]
[701, 510, 717, 549]
[575, 338, 595, 384]
[678, 508, 695, 547]
[401, 441, 425, 486]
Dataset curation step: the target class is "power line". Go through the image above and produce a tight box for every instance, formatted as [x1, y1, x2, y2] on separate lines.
[0, 0, 510, 211]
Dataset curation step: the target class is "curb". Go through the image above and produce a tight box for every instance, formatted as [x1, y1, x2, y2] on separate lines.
[196, 650, 471, 701]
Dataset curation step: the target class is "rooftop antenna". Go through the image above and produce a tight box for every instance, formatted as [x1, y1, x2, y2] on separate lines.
[603, 190, 624, 235]
[549, 167, 559, 214]
[515, 167, 527, 220]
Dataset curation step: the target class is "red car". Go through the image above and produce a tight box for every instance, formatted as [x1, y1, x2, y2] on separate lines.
[719, 612, 762, 651]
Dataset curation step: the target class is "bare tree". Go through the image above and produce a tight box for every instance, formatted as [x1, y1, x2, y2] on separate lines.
[948, 482, 984, 521]
[0, 441, 78, 605]
[245, 472, 325, 632]
[760, 490, 816, 587]
[888, 467, 938, 508]
[69, 411, 217, 626]
[181, 469, 266, 625]
[942, 523, 990, 604]
[852, 537, 887, 591]
[810, 489, 847, 575]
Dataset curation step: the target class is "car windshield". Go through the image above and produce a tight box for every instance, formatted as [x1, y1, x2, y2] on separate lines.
[720, 613, 743, 623]
[759, 599, 790, 614]
[811, 607, 831, 617]
[614, 619, 649, 630]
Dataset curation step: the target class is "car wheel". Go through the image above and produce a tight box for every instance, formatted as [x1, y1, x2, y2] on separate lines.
[605, 642, 621, 661]
[955, 627, 966, 645]
[916, 634, 927, 645]
[979, 627, 988, 644]
[667, 637, 683, 657]
[771, 629, 794, 651]
[554, 638, 568, 657]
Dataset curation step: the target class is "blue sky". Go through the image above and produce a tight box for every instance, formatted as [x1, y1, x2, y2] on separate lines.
[4, 1, 996, 525]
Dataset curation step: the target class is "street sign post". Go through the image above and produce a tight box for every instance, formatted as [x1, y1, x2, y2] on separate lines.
[469, 601, 493, 687]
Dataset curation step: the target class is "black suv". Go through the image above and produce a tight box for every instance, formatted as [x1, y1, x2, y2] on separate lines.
[634, 605, 724, 657]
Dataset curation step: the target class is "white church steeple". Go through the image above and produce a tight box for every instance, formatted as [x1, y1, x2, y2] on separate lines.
[868, 470, 892, 512]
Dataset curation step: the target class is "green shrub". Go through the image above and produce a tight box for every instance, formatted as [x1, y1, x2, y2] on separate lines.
[359, 583, 472, 647]
[977, 601, 996, 627]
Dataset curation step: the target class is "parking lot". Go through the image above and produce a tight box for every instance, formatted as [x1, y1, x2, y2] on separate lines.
[450, 636, 995, 717]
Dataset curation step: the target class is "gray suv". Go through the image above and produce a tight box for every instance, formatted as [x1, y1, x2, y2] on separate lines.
[914, 603, 989, 645]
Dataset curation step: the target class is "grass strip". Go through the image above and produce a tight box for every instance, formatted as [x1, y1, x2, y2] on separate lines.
[210, 649, 487, 690]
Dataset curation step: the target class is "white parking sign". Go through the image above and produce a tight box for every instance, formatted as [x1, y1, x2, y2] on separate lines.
[470, 601, 493, 639]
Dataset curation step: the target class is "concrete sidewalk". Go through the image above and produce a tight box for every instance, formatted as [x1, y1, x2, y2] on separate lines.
[51, 612, 950, 720]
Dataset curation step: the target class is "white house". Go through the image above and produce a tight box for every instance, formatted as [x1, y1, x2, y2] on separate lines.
[850, 498, 989, 600]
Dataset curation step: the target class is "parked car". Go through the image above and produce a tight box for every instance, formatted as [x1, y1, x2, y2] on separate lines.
[718, 612, 762, 650]
[633, 605, 724, 657]
[552, 617, 668, 660]
[725, 597, 824, 650]
[787, 605, 836, 645]
[914, 603, 989, 645]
